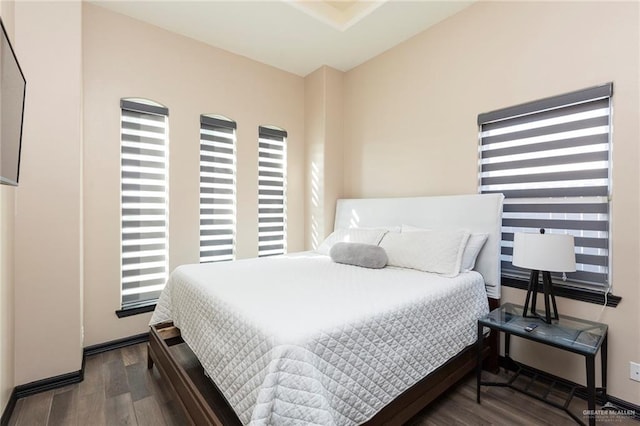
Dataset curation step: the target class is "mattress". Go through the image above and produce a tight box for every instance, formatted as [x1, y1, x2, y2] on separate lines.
[151, 252, 489, 425]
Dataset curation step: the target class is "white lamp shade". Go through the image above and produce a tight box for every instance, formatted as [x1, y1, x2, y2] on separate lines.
[512, 232, 576, 272]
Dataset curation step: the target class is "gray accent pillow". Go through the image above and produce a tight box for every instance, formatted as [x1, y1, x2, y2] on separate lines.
[329, 242, 388, 269]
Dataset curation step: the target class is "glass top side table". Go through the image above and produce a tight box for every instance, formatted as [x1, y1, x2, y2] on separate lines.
[476, 303, 608, 426]
[480, 302, 607, 355]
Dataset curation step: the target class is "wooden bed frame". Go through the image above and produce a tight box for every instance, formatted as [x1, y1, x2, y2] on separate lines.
[147, 298, 500, 426]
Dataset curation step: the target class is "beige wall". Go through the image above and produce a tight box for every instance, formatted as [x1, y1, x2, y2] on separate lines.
[13, 1, 84, 384]
[323, 68, 344, 244]
[0, 0, 15, 413]
[0, 184, 14, 413]
[304, 66, 344, 249]
[82, 4, 305, 346]
[343, 1, 640, 404]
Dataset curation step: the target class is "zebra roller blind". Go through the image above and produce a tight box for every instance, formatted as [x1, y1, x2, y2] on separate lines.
[479, 83, 612, 290]
[200, 115, 237, 263]
[120, 99, 169, 309]
[258, 126, 287, 257]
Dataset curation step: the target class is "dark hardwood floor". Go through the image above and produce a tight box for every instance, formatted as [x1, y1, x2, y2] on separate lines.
[7, 342, 637, 425]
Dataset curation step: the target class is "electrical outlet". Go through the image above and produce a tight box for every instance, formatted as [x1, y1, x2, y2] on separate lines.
[630, 362, 640, 382]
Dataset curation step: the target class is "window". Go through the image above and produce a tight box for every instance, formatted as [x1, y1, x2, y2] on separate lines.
[479, 83, 612, 294]
[199, 115, 237, 263]
[120, 99, 169, 310]
[258, 126, 287, 257]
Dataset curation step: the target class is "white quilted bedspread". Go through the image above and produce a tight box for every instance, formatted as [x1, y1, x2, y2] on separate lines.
[151, 252, 489, 425]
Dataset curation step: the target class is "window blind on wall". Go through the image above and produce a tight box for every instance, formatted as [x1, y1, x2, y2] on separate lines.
[258, 126, 287, 257]
[479, 83, 612, 290]
[200, 115, 237, 263]
[120, 99, 169, 309]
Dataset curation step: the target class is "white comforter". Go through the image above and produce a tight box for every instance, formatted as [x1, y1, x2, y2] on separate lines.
[151, 252, 489, 425]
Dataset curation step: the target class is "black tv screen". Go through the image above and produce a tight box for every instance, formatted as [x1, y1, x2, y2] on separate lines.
[0, 17, 25, 186]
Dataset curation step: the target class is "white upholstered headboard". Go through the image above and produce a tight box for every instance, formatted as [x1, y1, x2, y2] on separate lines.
[334, 194, 504, 299]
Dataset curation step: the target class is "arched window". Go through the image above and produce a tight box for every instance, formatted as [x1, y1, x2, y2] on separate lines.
[199, 115, 237, 263]
[119, 98, 169, 310]
[258, 125, 287, 257]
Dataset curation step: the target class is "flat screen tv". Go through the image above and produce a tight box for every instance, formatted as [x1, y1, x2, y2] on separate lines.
[0, 17, 25, 187]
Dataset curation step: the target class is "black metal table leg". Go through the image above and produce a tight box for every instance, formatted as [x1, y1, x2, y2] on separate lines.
[476, 322, 484, 403]
[504, 332, 511, 359]
[601, 334, 608, 401]
[586, 354, 596, 426]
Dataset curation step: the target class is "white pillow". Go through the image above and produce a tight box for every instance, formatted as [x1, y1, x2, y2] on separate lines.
[379, 229, 470, 277]
[460, 233, 489, 272]
[402, 225, 487, 272]
[316, 228, 389, 255]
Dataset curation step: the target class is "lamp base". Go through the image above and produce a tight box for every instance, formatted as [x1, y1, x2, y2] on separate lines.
[522, 270, 559, 324]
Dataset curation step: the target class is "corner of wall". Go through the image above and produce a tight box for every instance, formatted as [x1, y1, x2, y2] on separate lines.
[13, 0, 84, 385]
[304, 66, 345, 250]
[0, 186, 16, 420]
[0, 0, 17, 416]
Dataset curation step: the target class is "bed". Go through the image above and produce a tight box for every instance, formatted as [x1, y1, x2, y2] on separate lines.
[148, 193, 504, 425]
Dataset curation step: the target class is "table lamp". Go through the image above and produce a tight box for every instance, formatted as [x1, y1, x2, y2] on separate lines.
[512, 229, 576, 324]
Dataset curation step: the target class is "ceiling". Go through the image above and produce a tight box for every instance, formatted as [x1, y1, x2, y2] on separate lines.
[91, 0, 474, 77]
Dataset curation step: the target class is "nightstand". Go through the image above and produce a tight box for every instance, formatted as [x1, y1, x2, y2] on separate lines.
[476, 303, 608, 426]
